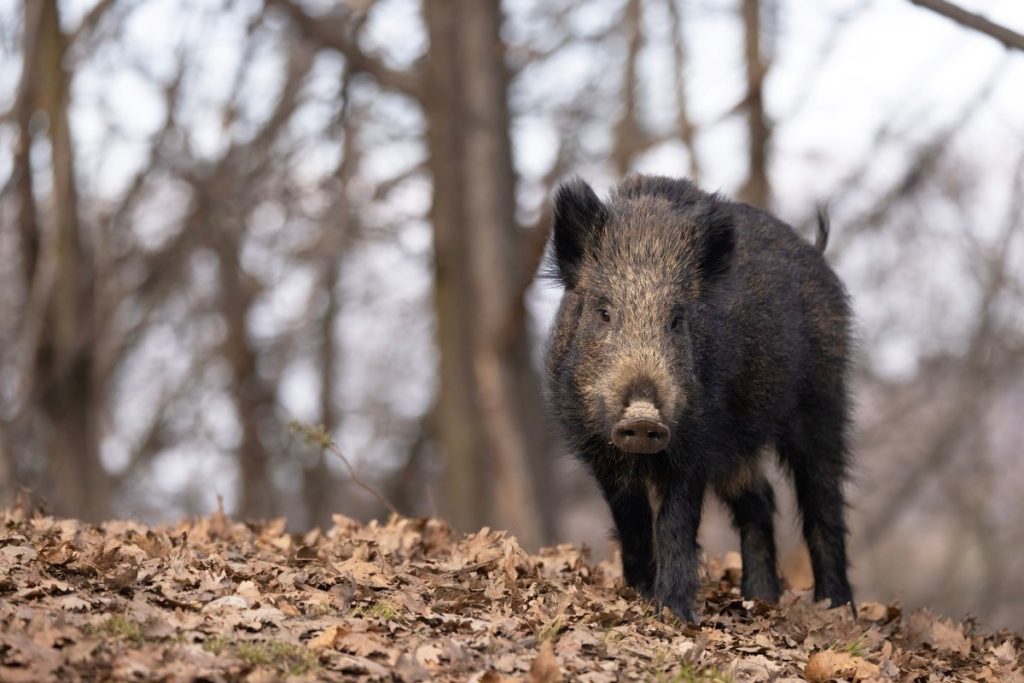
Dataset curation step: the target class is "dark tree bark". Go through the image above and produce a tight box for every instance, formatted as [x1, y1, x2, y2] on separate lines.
[739, 0, 772, 209]
[611, 0, 644, 176]
[305, 256, 341, 527]
[212, 220, 278, 521]
[24, 0, 110, 520]
[422, 0, 552, 546]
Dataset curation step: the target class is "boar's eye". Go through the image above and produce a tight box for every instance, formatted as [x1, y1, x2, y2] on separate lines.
[598, 308, 611, 323]
[669, 315, 683, 332]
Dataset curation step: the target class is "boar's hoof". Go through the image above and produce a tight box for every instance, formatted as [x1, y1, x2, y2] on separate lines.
[654, 596, 698, 624]
[612, 418, 670, 454]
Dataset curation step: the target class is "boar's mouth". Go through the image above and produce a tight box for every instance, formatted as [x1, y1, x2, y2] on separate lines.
[610, 400, 671, 454]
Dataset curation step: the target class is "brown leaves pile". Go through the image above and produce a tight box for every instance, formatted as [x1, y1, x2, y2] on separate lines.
[1, 507, 1022, 682]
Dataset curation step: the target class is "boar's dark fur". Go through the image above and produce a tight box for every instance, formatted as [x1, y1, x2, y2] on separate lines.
[544, 174, 854, 622]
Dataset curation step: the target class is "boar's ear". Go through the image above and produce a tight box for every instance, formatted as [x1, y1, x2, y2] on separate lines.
[548, 177, 608, 288]
[696, 206, 735, 288]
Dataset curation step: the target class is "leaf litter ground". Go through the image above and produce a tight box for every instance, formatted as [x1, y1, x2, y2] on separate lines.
[1, 506, 1021, 682]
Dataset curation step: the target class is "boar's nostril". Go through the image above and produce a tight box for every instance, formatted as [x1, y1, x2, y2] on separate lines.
[611, 418, 670, 454]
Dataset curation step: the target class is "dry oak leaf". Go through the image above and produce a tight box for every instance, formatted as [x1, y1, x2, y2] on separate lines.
[414, 642, 445, 668]
[856, 601, 892, 622]
[907, 610, 972, 656]
[989, 640, 1018, 665]
[471, 673, 515, 683]
[722, 550, 743, 585]
[236, 580, 261, 604]
[529, 640, 562, 683]
[333, 558, 392, 589]
[805, 650, 881, 682]
[0, 544, 38, 565]
[54, 594, 92, 611]
[308, 625, 344, 650]
[310, 625, 393, 660]
[201, 595, 249, 613]
[930, 618, 972, 656]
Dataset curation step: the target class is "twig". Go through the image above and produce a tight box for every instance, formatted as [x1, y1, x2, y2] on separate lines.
[908, 0, 1024, 52]
[288, 421, 401, 518]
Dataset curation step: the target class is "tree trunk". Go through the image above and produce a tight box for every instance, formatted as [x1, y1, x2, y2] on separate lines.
[209, 211, 277, 521]
[422, 0, 553, 547]
[304, 256, 340, 528]
[423, 0, 487, 535]
[739, 0, 772, 209]
[30, 0, 110, 521]
[612, 0, 644, 176]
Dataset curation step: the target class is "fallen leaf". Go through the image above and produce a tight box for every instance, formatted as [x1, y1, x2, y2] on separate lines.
[333, 558, 391, 589]
[54, 594, 91, 612]
[201, 595, 249, 613]
[308, 625, 344, 650]
[236, 580, 261, 604]
[530, 640, 562, 683]
[931, 618, 972, 656]
[336, 630, 393, 659]
[415, 642, 444, 668]
[856, 601, 891, 622]
[723, 551, 743, 585]
[0, 509, 1018, 682]
[805, 650, 880, 682]
[990, 640, 1017, 665]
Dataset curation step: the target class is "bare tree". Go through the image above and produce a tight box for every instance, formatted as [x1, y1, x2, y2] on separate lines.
[272, 0, 555, 545]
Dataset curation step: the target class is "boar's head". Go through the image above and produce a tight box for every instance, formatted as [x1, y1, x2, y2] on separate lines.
[548, 175, 735, 454]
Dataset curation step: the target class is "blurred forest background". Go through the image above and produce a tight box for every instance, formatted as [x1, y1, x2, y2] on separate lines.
[1, 0, 1023, 629]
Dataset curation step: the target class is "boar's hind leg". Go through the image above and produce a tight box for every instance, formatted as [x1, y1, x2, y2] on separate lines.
[595, 476, 656, 597]
[779, 414, 854, 611]
[714, 463, 782, 603]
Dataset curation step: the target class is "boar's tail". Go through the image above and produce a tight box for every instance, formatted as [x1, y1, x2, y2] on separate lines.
[815, 204, 831, 253]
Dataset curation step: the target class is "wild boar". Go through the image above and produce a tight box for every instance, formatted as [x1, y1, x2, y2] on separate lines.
[545, 174, 854, 621]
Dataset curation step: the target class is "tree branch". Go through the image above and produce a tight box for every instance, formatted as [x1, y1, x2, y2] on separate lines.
[70, 0, 116, 46]
[909, 0, 1024, 52]
[266, 0, 423, 101]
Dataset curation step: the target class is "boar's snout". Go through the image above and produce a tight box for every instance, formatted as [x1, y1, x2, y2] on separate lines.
[611, 400, 670, 454]
[612, 418, 670, 453]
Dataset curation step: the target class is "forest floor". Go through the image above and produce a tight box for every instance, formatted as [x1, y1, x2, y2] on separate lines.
[0, 505, 1021, 682]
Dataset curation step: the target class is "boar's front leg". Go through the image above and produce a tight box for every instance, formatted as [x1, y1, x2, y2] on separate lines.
[652, 469, 707, 623]
[593, 471, 656, 598]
